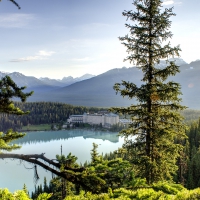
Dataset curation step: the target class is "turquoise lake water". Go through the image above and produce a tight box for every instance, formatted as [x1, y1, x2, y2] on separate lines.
[0, 129, 123, 192]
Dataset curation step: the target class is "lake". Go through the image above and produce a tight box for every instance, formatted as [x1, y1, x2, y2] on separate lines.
[0, 129, 123, 192]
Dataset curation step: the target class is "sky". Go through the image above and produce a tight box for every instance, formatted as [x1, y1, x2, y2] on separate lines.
[0, 0, 199, 79]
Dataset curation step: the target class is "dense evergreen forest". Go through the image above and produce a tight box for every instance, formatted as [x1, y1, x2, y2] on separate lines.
[0, 102, 199, 132]
[0, 102, 102, 132]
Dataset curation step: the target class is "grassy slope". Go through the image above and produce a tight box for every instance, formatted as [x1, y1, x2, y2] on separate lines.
[21, 124, 51, 131]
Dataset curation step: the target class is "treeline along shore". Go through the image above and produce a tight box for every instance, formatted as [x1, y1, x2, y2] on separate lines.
[0, 102, 103, 132]
[0, 102, 200, 132]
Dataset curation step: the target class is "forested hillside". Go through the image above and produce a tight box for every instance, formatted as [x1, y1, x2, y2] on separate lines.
[0, 102, 199, 132]
[181, 110, 200, 123]
[184, 119, 200, 189]
[0, 102, 102, 132]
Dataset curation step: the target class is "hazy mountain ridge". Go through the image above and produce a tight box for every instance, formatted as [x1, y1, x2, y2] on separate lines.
[28, 59, 200, 108]
[156, 58, 187, 68]
[39, 73, 95, 87]
[0, 72, 47, 87]
[2, 58, 200, 109]
[0, 72, 95, 91]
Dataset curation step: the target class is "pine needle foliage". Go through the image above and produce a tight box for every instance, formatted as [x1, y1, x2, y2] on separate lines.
[0, 76, 33, 115]
[0, 129, 25, 152]
[112, 0, 187, 184]
[0, 76, 32, 152]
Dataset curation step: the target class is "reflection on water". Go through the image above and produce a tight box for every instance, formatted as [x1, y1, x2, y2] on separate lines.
[1, 129, 123, 193]
[15, 129, 119, 144]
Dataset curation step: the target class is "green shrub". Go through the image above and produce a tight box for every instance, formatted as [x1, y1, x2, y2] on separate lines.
[0, 188, 52, 200]
[152, 182, 184, 195]
[0, 188, 30, 200]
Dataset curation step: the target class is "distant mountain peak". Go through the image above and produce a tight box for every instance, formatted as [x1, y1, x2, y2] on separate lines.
[0, 71, 9, 74]
[190, 59, 200, 64]
[62, 76, 74, 81]
[167, 58, 187, 64]
[40, 77, 54, 81]
[39, 74, 95, 87]
[77, 73, 95, 79]
[10, 72, 25, 77]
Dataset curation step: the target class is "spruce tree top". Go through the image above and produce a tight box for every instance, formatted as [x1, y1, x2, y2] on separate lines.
[119, 0, 180, 76]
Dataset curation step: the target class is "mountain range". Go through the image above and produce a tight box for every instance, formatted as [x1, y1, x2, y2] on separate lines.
[0, 72, 95, 92]
[2, 58, 200, 109]
[39, 74, 95, 87]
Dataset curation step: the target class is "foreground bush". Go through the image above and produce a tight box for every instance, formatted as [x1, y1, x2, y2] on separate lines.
[0, 188, 52, 200]
[64, 183, 200, 200]
[2, 182, 200, 200]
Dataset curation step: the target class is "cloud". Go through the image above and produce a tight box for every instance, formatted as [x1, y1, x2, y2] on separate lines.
[38, 50, 55, 57]
[10, 50, 55, 62]
[0, 13, 35, 28]
[162, 0, 182, 5]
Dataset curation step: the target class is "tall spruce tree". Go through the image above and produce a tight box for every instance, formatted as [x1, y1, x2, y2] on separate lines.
[113, 0, 187, 184]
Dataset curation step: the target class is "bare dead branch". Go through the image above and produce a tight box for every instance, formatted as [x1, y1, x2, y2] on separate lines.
[0, 153, 86, 184]
[8, 0, 21, 9]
